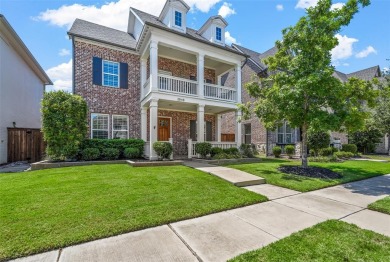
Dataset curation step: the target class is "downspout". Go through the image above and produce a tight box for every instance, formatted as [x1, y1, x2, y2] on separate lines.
[72, 38, 75, 94]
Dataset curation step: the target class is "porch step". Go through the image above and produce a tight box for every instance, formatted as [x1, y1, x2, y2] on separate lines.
[183, 161, 265, 187]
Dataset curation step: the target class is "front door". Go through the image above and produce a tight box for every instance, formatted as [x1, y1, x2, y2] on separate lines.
[158, 117, 171, 141]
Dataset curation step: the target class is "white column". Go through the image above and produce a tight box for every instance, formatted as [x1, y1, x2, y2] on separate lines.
[140, 107, 147, 141]
[197, 53, 205, 98]
[149, 99, 158, 160]
[216, 114, 222, 142]
[236, 64, 242, 103]
[169, 138, 173, 160]
[236, 110, 242, 147]
[197, 104, 205, 142]
[150, 40, 158, 92]
[141, 59, 147, 98]
[188, 139, 193, 159]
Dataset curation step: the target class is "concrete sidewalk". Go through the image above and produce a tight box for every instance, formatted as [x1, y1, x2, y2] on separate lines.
[12, 175, 390, 262]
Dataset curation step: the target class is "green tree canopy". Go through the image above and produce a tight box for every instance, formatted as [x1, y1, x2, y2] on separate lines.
[240, 0, 376, 167]
[373, 76, 390, 155]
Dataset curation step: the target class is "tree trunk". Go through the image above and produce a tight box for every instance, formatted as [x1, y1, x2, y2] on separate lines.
[388, 134, 390, 156]
[301, 124, 308, 168]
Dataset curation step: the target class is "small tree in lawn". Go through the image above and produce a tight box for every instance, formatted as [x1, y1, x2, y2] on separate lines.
[374, 76, 390, 155]
[42, 91, 87, 161]
[349, 119, 383, 154]
[240, 0, 376, 168]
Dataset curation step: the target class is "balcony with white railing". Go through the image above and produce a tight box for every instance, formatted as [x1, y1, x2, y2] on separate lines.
[158, 74, 198, 96]
[204, 83, 237, 102]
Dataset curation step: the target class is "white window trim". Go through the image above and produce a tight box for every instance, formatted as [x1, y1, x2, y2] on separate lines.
[112, 115, 129, 139]
[277, 122, 294, 144]
[91, 113, 110, 139]
[215, 27, 222, 42]
[102, 60, 120, 88]
[172, 9, 184, 31]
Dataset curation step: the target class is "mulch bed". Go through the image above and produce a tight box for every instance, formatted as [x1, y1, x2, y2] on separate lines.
[278, 166, 342, 179]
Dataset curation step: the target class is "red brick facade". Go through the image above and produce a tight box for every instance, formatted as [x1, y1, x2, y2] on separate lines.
[74, 41, 141, 138]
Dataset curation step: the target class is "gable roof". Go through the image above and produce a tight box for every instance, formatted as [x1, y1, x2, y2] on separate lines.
[159, 0, 190, 20]
[131, 8, 245, 56]
[258, 46, 278, 60]
[0, 14, 52, 85]
[68, 19, 137, 50]
[347, 65, 381, 81]
[198, 15, 228, 35]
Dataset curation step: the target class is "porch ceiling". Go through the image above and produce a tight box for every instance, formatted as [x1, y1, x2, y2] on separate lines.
[156, 100, 236, 115]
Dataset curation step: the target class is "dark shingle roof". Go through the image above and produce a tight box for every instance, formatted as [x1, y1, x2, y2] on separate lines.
[258, 46, 278, 60]
[131, 8, 244, 56]
[333, 70, 348, 82]
[68, 19, 137, 50]
[232, 44, 266, 73]
[347, 65, 381, 81]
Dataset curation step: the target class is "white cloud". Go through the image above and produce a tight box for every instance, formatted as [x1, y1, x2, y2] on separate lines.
[59, 48, 70, 56]
[225, 31, 238, 45]
[36, 0, 222, 31]
[331, 34, 358, 62]
[46, 60, 72, 92]
[218, 2, 236, 18]
[276, 4, 284, 11]
[295, 0, 318, 9]
[331, 3, 345, 10]
[355, 46, 377, 58]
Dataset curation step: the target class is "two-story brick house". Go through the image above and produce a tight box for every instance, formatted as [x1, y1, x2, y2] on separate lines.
[68, 0, 246, 160]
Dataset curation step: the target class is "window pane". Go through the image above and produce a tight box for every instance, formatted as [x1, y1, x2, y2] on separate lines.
[175, 11, 182, 27]
[286, 134, 292, 144]
[278, 134, 284, 143]
[113, 116, 128, 131]
[92, 115, 108, 130]
[278, 125, 284, 133]
[92, 130, 108, 139]
[103, 61, 119, 88]
[216, 27, 222, 41]
[113, 131, 128, 139]
[285, 123, 292, 133]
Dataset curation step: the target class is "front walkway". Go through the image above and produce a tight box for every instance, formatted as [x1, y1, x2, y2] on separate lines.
[12, 175, 390, 262]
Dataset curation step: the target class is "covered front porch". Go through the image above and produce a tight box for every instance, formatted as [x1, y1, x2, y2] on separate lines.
[141, 99, 241, 160]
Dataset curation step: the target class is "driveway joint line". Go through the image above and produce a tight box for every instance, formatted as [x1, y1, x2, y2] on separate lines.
[167, 224, 203, 262]
[270, 199, 326, 220]
[338, 208, 368, 221]
[308, 191, 370, 208]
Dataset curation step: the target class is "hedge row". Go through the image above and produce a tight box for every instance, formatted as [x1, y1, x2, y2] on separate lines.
[79, 139, 144, 159]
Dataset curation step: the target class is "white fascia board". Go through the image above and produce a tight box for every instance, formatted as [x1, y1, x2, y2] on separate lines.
[73, 37, 139, 55]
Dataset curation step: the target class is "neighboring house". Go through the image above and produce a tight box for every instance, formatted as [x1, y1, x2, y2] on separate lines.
[221, 44, 385, 156]
[0, 15, 52, 164]
[68, 0, 246, 160]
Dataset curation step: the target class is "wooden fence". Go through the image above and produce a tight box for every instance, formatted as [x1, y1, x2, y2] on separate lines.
[7, 128, 45, 163]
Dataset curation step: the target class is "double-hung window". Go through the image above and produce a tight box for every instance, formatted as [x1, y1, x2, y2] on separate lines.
[277, 122, 294, 144]
[103, 60, 119, 88]
[244, 124, 252, 144]
[112, 115, 129, 139]
[216, 27, 222, 41]
[174, 11, 182, 27]
[91, 114, 109, 139]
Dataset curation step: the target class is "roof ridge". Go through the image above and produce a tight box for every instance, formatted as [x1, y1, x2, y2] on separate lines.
[347, 65, 380, 76]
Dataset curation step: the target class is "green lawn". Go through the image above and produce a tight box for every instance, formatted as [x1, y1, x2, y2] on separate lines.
[230, 220, 390, 262]
[228, 158, 390, 192]
[362, 154, 390, 161]
[369, 196, 390, 215]
[0, 164, 266, 261]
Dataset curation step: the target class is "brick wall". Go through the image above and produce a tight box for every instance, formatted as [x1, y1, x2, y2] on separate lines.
[74, 41, 141, 138]
[147, 109, 216, 155]
[147, 57, 216, 84]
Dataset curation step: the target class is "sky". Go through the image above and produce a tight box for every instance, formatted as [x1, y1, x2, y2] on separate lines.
[0, 0, 389, 92]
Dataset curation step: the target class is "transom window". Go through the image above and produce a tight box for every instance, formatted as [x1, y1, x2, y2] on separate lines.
[174, 11, 182, 27]
[277, 122, 294, 144]
[103, 60, 119, 88]
[91, 114, 109, 139]
[112, 115, 129, 139]
[216, 27, 222, 41]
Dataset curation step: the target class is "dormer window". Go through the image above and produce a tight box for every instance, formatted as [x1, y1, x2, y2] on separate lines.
[174, 11, 182, 27]
[216, 27, 222, 41]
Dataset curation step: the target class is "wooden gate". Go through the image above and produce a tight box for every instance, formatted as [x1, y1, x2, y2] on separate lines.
[7, 128, 45, 163]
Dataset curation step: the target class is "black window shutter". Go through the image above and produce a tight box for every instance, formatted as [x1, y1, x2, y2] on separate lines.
[206, 121, 212, 141]
[190, 120, 197, 141]
[120, 62, 128, 89]
[92, 57, 102, 85]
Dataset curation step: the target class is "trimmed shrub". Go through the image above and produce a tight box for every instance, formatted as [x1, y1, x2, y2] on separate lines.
[341, 144, 358, 154]
[331, 147, 339, 153]
[334, 151, 354, 159]
[102, 148, 120, 160]
[308, 156, 331, 163]
[273, 146, 282, 158]
[224, 147, 240, 155]
[309, 149, 316, 156]
[42, 91, 87, 161]
[153, 142, 173, 160]
[285, 145, 295, 159]
[124, 148, 140, 159]
[195, 142, 212, 158]
[319, 147, 334, 157]
[240, 144, 255, 158]
[308, 131, 330, 156]
[80, 139, 144, 158]
[210, 147, 224, 157]
[81, 148, 100, 161]
[213, 153, 241, 160]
